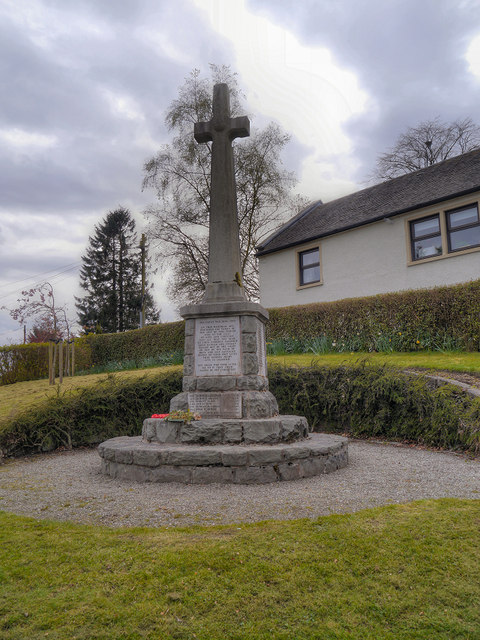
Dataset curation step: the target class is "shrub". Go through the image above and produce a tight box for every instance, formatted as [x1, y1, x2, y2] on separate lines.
[0, 340, 92, 386]
[269, 363, 480, 452]
[1, 364, 479, 457]
[0, 370, 183, 456]
[266, 279, 480, 352]
[83, 322, 185, 366]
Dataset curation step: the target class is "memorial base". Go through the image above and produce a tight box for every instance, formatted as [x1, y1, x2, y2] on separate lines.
[98, 433, 348, 485]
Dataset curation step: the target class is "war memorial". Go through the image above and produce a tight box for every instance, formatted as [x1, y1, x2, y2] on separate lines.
[99, 84, 348, 484]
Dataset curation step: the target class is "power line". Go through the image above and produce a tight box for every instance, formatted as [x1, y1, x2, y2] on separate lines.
[0, 264, 80, 302]
[0, 261, 81, 292]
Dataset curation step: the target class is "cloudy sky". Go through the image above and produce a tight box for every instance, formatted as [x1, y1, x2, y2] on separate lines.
[1, 0, 480, 342]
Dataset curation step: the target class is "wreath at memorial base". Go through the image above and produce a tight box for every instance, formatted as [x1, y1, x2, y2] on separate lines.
[151, 410, 201, 423]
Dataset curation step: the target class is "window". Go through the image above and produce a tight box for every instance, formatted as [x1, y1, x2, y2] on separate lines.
[410, 214, 442, 261]
[446, 204, 480, 252]
[299, 247, 320, 285]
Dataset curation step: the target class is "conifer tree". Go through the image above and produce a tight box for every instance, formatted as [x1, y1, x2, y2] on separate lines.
[76, 207, 159, 333]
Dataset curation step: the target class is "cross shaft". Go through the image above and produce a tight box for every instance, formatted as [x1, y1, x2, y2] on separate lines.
[194, 83, 250, 302]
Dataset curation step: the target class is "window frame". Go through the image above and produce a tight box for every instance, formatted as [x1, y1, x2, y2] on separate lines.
[296, 244, 322, 289]
[446, 203, 480, 253]
[406, 197, 480, 266]
[409, 214, 442, 262]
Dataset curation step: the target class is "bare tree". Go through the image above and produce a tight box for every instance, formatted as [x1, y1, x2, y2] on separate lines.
[143, 65, 305, 306]
[374, 117, 480, 181]
[2, 281, 71, 340]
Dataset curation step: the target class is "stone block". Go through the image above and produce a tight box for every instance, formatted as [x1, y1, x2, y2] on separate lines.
[100, 459, 110, 473]
[236, 375, 268, 391]
[153, 421, 180, 443]
[233, 465, 278, 484]
[142, 419, 156, 442]
[184, 335, 194, 355]
[280, 416, 309, 441]
[115, 447, 134, 464]
[99, 445, 115, 461]
[166, 448, 222, 466]
[133, 447, 167, 467]
[300, 456, 326, 478]
[242, 392, 278, 419]
[242, 353, 258, 375]
[224, 422, 243, 443]
[221, 447, 248, 466]
[248, 447, 284, 465]
[196, 376, 236, 392]
[277, 462, 302, 481]
[283, 444, 311, 460]
[169, 392, 189, 412]
[182, 377, 197, 392]
[115, 462, 149, 482]
[242, 333, 257, 353]
[241, 315, 257, 333]
[148, 465, 192, 483]
[185, 319, 195, 335]
[243, 419, 281, 443]
[324, 455, 339, 474]
[191, 467, 234, 484]
[183, 355, 194, 376]
[180, 422, 224, 444]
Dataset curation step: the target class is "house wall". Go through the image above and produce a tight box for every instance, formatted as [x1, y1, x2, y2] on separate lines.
[258, 194, 480, 308]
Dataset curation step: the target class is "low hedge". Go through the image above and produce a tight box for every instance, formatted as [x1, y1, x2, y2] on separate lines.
[266, 279, 480, 351]
[1, 364, 479, 457]
[81, 322, 185, 367]
[0, 370, 181, 456]
[0, 340, 92, 386]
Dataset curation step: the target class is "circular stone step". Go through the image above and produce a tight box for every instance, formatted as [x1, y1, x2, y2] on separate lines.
[98, 433, 348, 484]
[142, 415, 310, 445]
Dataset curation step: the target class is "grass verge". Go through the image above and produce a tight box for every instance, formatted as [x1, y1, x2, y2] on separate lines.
[268, 351, 480, 373]
[0, 499, 479, 639]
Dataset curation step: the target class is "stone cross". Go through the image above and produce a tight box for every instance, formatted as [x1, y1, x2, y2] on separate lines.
[194, 83, 250, 302]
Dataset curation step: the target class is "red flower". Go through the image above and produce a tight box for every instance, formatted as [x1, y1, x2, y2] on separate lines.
[151, 414, 169, 419]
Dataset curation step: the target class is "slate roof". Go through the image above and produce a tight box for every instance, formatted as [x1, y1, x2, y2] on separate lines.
[256, 149, 480, 256]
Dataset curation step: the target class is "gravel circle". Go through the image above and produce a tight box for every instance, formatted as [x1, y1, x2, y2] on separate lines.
[0, 440, 479, 528]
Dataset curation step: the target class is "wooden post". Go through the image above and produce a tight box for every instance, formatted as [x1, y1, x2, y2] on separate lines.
[59, 341, 63, 384]
[51, 341, 57, 385]
[65, 339, 70, 377]
[71, 340, 75, 377]
[48, 341, 54, 385]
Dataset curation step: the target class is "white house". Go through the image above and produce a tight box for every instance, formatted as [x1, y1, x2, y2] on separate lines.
[257, 149, 480, 308]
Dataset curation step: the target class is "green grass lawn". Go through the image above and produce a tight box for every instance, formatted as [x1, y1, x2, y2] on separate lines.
[268, 351, 480, 373]
[0, 499, 479, 639]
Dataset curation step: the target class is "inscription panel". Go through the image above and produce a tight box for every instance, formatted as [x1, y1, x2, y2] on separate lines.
[256, 321, 267, 376]
[188, 392, 242, 418]
[194, 316, 241, 376]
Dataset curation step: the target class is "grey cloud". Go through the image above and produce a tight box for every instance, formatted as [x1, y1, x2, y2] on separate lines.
[248, 0, 480, 183]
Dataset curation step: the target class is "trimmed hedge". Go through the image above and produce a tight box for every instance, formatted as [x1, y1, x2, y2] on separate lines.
[2, 278, 480, 386]
[266, 279, 480, 351]
[81, 322, 185, 367]
[0, 370, 181, 456]
[1, 364, 479, 457]
[0, 340, 92, 386]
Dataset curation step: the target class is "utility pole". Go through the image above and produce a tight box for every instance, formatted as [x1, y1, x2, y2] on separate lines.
[140, 233, 146, 328]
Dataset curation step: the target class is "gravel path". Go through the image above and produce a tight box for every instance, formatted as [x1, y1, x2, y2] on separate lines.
[0, 440, 479, 528]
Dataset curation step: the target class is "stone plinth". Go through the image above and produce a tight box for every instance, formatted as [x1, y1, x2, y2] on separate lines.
[99, 433, 348, 485]
[171, 301, 272, 421]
